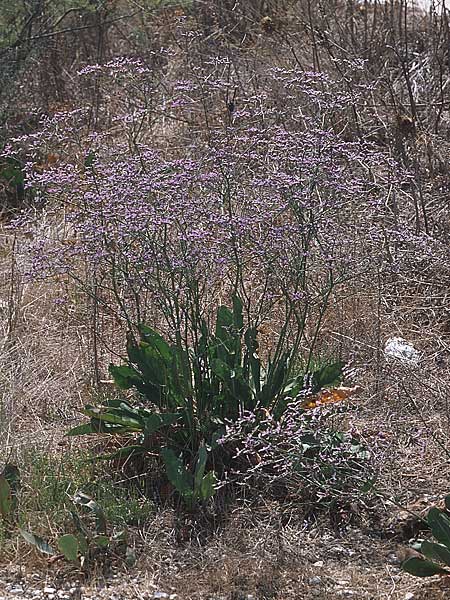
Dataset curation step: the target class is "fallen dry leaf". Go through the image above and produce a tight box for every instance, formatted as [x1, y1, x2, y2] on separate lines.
[301, 385, 363, 410]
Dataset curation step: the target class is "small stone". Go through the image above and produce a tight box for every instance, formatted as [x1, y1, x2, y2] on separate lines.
[387, 553, 400, 565]
[44, 588, 57, 595]
[313, 561, 324, 568]
[153, 594, 169, 600]
[308, 576, 322, 585]
[404, 594, 414, 600]
[9, 587, 24, 595]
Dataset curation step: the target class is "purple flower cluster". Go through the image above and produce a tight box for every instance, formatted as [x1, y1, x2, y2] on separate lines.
[218, 401, 372, 500]
[10, 59, 403, 336]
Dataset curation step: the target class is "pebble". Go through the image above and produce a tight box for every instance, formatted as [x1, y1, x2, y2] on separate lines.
[313, 560, 324, 567]
[404, 594, 414, 600]
[9, 587, 24, 595]
[44, 589, 56, 596]
[308, 576, 322, 585]
[387, 553, 400, 565]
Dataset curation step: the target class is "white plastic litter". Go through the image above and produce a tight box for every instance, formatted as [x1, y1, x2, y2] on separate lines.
[384, 337, 420, 365]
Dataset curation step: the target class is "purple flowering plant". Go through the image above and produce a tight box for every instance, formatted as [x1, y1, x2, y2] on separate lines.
[7, 53, 399, 506]
[9, 57, 395, 354]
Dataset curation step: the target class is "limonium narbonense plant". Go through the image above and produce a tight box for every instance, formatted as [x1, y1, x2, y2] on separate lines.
[7, 53, 399, 368]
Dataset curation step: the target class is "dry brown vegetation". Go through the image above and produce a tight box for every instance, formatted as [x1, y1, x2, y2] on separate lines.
[1, 1, 450, 598]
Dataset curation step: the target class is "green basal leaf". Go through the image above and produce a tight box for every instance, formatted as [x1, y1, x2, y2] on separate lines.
[421, 541, 450, 566]
[89, 445, 147, 462]
[445, 495, 450, 513]
[68, 417, 127, 436]
[194, 446, 208, 494]
[211, 358, 234, 382]
[58, 534, 79, 563]
[170, 344, 192, 398]
[138, 325, 172, 361]
[161, 448, 193, 496]
[104, 400, 141, 421]
[0, 476, 11, 519]
[0, 158, 24, 187]
[2, 464, 20, 490]
[77, 534, 89, 555]
[92, 535, 110, 548]
[215, 305, 233, 340]
[69, 509, 90, 540]
[200, 470, 217, 502]
[209, 426, 225, 450]
[82, 406, 142, 430]
[310, 361, 344, 394]
[109, 364, 143, 389]
[232, 295, 244, 330]
[66, 423, 97, 436]
[20, 530, 56, 555]
[1, 464, 20, 518]
[402, 556, 449, 577]
[427, 508, 450, 547]
[143, 412, 174, 437]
